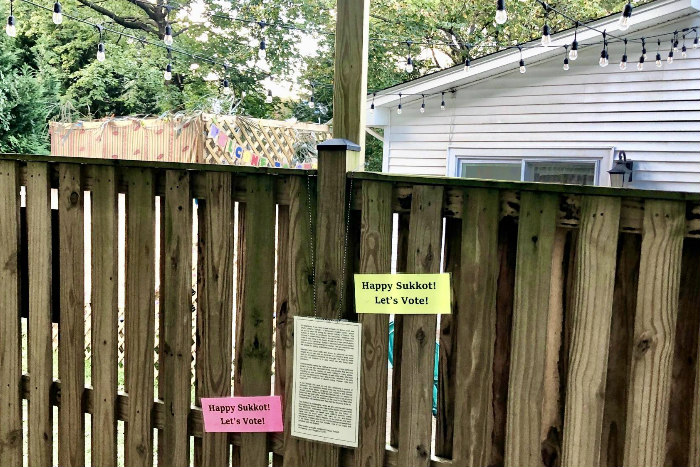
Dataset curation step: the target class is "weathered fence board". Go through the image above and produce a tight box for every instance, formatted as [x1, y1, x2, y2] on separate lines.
[0, 161, 22, 467]
[58, 163, 86, 467]
[90, 166, 119, 467]
[356, 181, 392, 467]
[452, 188, 500, 466]
[623, 200, 685, 467]
[125, 168, 156, 467]
[397, 185, 444, 467]
[274, 204, 290, 467]
[26, 162, 53, 467]
[160, 170, 193, 467]
[504, 191, 558, 467]
[561, 196, 621, 466]
[240, 175, 276, 467]
[196, 172, 235, 466]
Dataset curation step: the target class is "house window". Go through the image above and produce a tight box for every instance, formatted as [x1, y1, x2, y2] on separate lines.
[458, 159, 598, 185]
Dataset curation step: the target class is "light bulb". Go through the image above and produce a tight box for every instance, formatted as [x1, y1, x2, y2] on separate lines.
[694, 37, 698, 49]
[53, 2, 62, 24]
[396, 105, 402, 115]
[6, 16, 16, 37]
[420, 103, 425, 113]
[464, 58, 470, 73]
[308, 99, 315, 109]
[541, 24, 551, 46]
[519, 59, 526, 73]
[405, 57, 413, 73]
[667, 51, 673, 64]
[223, 79, 231, 95]
[258, 39, 266, 60]
[637, 60, 644, 71]
[164, 63, 172, 81]
[619, 2, 632, 31]
[440, 101, 445, 111]
[620, 54, 627, 70]
[642, 48, 647, 59]
[656, 53, 662, 67]
[164, 24, 173, 45]
[673, 41, 678, 52]
[563, 58, 569, 70]
[265, 89, 273, 104]
[370, 103, 374, 114]
[495, 0, 507, 24]
[682, 46, 687, 58]
[599, 50, 608, 67]
[97, 42, 105, 62]
[569, 46, 578, 60]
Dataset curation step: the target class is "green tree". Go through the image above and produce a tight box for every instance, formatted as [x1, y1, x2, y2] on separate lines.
[0, 32, 58, 153]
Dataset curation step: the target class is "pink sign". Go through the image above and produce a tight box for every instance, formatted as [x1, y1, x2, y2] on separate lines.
[201, 396, 283, 433]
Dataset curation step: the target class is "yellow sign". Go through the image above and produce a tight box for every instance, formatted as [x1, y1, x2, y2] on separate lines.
[353, 273, 451, 315]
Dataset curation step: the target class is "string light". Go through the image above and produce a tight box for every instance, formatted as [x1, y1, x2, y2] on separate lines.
[164, 48, 172, 81]
[464, 48, 471, 73]
[96, 25, 105, 62]
[681, 34, 687, 58]
[164, 23, 173, 46]
[405, 41, 414, 73]
[370, 93, 375, 113]
[420, 94, 425, 113]
[655, 39, 662, 67]
[495, 0, 507, 24]
[619, 0, 632, 31]
[637, 52, 644, 70]
[619, 38, 627, 70]
[397, 93, 402, 115]
[694, 30, 699, 49]
[440, 91, 445, 111]
[563, 45, 569, 70]
[641, 37, 647, 59]
[308, 83, 315, 109]
[52, 1, 62, 24]
[673, 32, 678, 52]
[265, 88, 273, 103]
[569, 25, 579, 60]
[519, 46, 526, 73]
[6, 0, 16, 37]
[667, 38, 674, 64]
[599, 31, 609, 67]
[258, 21, 267, 60]
[542, 22, 551, 46]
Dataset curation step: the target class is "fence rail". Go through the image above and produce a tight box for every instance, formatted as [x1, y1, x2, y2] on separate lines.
[1, 151, 700, 467]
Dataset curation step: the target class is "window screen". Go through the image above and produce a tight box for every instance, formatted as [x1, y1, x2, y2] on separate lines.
[524, 161, 596, 185]
[460, 162, 521, 181]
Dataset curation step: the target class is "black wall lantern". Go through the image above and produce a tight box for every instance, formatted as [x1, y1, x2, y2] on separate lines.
[608, 150, 634, 188]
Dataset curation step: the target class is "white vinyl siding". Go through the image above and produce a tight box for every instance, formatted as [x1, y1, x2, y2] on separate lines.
[381, 15, 700, 191]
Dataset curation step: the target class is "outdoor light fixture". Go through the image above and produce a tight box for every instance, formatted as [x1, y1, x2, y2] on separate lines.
[420, 94, 425, 113]
[667, 39, 674, 64]
[637, 54, 644, 70]
[440, 91, 445, 110]
[259, 38, 267, 60]
[608, 151, 633, 188]
[599, 32, 609, 67]
[620, 39, 628, 70]
[53, 1, 62, 25]
[569, 26, 579, 60]
[266, 89, 273, 103]
[397, 93, 402, 115]
[619, 0, 632, 31]
[164, 63, 172, 81]
[518, 47, 526, 73]
[164, 24, 173, 45]
[656, 39, 662, 67]
[405, 41, 414, 73]
[464, 55, 471, 73]
[562, 46, 569, 70]
[6, 0, 16, 37]
[370, 93, 375, 114]
[308, 84, 315, 109]
[222, 78, 231, 95]
[97, 42, 105, 62]
[495, 0, 507, 24]
[541, 23, 551, 46]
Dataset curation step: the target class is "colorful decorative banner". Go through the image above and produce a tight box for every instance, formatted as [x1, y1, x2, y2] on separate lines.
[208, 124, 219, 138]
[201, 396, 283, 433]
[353, 273, 452, 314]
[217, 131, 228, 148]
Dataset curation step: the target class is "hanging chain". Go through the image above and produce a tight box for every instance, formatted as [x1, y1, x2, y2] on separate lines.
[305, 172, 354, 321]
[306, 174, 318, 318]
[335, 176, 353, 320]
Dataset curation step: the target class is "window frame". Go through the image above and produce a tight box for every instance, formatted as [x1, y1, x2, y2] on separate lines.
[447, 145, 615, 186]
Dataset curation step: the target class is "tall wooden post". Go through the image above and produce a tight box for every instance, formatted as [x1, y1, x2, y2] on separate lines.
[332, 0, 370, 168]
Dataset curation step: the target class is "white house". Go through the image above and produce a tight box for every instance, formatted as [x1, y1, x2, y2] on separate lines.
[366, 0, 700, 191]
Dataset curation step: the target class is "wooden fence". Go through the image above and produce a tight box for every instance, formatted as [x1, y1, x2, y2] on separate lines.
[1, 148, 700, 467]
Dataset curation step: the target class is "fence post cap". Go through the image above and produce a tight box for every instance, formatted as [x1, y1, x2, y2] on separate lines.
[317, 138, 361, 152]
